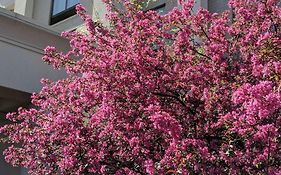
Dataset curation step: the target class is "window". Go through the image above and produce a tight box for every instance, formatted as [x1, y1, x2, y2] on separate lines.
[50, 0, 79, 25]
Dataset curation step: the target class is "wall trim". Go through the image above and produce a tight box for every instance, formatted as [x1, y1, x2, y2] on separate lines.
[0, 34, 44, 54]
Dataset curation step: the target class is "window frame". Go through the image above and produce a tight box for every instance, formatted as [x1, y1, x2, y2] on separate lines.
[50, 0, 79, 25]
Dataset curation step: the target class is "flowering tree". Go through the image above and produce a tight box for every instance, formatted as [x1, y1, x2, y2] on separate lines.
[1, 0, 280, 174]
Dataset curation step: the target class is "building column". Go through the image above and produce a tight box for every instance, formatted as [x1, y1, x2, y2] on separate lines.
[14, 0, 34, 18]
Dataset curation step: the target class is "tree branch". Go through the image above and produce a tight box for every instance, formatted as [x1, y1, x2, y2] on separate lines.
[152, 92, 186, 107]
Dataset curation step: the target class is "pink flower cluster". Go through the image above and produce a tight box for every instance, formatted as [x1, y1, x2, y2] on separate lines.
[1, 0, 280, 174]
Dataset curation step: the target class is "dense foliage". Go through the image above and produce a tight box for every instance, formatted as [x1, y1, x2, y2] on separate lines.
[1, 0, 280, 174]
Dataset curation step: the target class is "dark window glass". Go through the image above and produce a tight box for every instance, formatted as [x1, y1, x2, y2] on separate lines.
[50, 0, 79, 24]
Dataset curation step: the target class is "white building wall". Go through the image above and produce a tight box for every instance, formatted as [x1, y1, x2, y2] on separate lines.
[0, 40, 66, 93]
[31, 0, 52, 25]
[14, 0, 33, 18]
[10, 0, 229, 33]
[0, 8, 69, 174]
[31, 0, 94, 32]
[0, 8, 68, 93]
[208, 0, 229, 13]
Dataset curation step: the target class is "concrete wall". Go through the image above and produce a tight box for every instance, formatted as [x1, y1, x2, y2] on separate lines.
[194, 0, 208, 11]
[0, 8, 68, 93]
[143, 0, 177, 14]
[14, 0, 34, 18]
[208, 0, 229, 13]
[31, 0, 52, 25]
[31, 0, 93, 32]
[0, 86, 30, 175]
[0, 7, 71, 174]
[10, 0, 230, 34]
[0, 40, 66, 93]
[0, 117, 28, 175]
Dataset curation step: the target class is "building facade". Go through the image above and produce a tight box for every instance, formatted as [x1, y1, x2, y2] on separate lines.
[0, 0, 228, 174]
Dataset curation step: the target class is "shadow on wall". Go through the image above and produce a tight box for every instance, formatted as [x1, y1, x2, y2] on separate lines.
[0, 118, 28, 175]
[0, 86, 30, 175]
